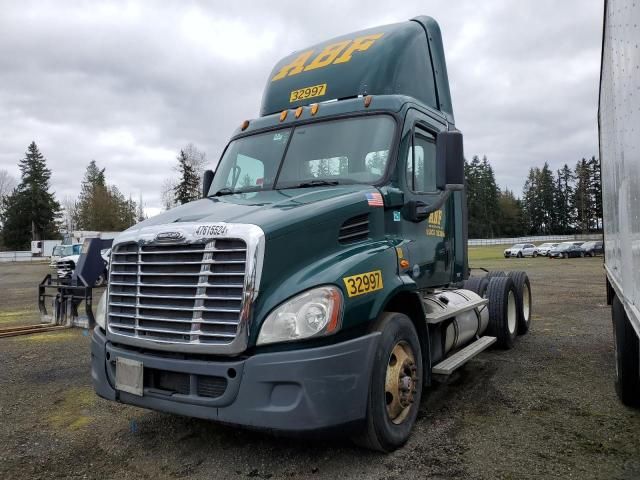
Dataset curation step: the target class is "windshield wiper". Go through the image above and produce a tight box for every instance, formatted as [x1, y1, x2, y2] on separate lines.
[293, 180, 340, 188]
[210, 188, 236, 197]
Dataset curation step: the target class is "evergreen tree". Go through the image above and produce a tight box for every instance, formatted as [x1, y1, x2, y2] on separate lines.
[74, 160, 138, 231]
[496, 189, 525, 236]
[588, 156, 602, 231]
[174, 150, 200, 204]
[0, 142, 60, 249]
[538, 163, 556, 233]
[572, 158, 592, 233]
[553, 164, 574, 233]
[522, 167, 541, 234]
[465, 155, 500, 237]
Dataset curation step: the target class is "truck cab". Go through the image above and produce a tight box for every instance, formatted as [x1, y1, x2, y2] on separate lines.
[91, 16, 530, 451]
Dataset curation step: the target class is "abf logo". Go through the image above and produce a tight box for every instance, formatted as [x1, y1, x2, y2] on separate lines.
[271, 33, 384, 81]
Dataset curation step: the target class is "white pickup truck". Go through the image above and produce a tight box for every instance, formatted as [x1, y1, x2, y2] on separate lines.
[56, 246, 111, 286]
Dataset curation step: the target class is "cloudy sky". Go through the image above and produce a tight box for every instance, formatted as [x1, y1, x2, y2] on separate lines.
[0, 1, 603, 215]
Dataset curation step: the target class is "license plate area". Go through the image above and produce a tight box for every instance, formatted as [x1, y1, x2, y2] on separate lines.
[115, 357, 143, 396]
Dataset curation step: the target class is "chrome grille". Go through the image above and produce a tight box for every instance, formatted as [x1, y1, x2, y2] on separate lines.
[108, 239, 247, 346]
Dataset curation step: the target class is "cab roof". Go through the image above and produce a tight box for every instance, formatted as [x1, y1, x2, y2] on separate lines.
[259, 16, 454, 124]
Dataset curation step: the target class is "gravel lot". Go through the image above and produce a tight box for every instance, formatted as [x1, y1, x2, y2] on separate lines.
[1, 257, 639, 479]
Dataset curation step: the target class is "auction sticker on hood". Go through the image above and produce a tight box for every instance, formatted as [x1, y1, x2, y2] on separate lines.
[343, 270, 383, 298]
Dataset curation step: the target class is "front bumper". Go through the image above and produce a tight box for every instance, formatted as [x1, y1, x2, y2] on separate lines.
[91, 328, 380, 432]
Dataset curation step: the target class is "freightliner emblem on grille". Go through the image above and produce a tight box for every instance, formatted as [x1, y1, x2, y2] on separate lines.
[154, 231, 185, 242]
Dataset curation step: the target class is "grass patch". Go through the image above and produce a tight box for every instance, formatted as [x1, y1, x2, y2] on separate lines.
[468, 245, 507, 262]
[0, 310, 37, 324]
[21, 329, 81, 343]
[48, 386, 96, 431]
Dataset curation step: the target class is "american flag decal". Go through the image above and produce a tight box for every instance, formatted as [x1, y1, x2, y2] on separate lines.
[366, 192, 384, 207]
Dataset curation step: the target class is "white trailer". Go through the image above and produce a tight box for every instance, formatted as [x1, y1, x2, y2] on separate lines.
[599, 0, 640, 407]
[31, 240, 62, 257]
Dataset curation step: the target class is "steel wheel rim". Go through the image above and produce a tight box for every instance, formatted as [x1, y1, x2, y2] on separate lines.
[523, 283, 531, 323]
[385, 341, 418, 425]
[507, 291, 517, 334]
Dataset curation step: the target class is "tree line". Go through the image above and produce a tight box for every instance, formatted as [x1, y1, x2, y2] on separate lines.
[0, 142, 209, 250]
[466, 155, 602, 238]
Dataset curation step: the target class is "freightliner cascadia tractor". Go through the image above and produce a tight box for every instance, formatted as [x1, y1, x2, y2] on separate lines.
[91, 16, 532, 451]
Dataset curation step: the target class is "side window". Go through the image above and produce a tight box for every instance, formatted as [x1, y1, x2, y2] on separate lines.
[226, 154, 265, 189]
[406, 128, 436, 193]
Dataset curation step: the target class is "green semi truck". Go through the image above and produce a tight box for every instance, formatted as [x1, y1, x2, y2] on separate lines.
[91, 16, 532, 451]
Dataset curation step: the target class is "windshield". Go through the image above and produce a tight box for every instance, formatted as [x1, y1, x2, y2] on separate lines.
[52, 246, 63, 256]
[540, 243, 553, 247]
[512, 244, 525, 248]
[209, 115, 396, 195]
[57, 244, 82, 256]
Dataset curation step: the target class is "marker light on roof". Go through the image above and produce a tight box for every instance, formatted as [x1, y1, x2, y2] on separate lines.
[280, 110, 288, 122]
[364, 95, 373, 108]
[310, 104, 319, 115]
[241, 120, 250, 130]
[295, 106, 303, 118]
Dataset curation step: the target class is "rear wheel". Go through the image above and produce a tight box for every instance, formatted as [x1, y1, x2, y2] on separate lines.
[463, 276, 489, 297]
[507, 271, 532, 335]
[612, 296, 640, 407]
[487, 276, 518, 349]
[354, 312, 423, 451]
[485, 271, 506, 280]
[563, 253, 568, 259]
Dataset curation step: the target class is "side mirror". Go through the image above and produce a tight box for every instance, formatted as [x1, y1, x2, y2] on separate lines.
[435, 130, 464, 190]
[202, 170, 214, 197]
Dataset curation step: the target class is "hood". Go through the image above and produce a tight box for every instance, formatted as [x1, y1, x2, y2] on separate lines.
[129, 184, 377, 238]
[58, 255, 79, 263]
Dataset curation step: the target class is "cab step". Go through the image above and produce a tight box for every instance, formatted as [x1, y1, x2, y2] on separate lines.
[432, 336, 497, 375]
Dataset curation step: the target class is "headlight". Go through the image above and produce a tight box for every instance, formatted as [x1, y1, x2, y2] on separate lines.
[95, 290, 107, 330]
[257, 286, 343, 346]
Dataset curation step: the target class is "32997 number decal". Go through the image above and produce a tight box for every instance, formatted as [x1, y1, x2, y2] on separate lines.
[289, 83, 327, 102]
[342, 270, 383, 298]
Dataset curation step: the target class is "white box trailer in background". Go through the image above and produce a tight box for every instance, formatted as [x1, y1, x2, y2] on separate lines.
[599, 0, 640, 407]
[31, 240, 62, 257]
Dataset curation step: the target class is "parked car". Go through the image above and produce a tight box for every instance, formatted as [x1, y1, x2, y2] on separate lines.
[504, 243, 537, 258]
[549, 242, 586, 259]
[536, 242, 559, 256]
[580, 240, 604, 257]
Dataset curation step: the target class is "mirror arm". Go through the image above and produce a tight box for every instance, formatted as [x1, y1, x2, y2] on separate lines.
[421, 183, 464, 215]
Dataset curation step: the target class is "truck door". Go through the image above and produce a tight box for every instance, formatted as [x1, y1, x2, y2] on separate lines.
[399, 110, 453, 289]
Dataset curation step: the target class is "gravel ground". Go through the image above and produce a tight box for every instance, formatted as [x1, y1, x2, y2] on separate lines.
[0, 259, 639, 479]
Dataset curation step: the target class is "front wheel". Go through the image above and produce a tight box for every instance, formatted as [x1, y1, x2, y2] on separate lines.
[580, 252, 585, 258]
[563, 253, 568, 259]
[517, 252, 523, 258]
[354, 312, 423, 452]
[533, 252, 538, 258]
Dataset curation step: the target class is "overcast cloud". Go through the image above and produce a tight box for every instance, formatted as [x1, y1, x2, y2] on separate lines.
[0, 0, 603, 215]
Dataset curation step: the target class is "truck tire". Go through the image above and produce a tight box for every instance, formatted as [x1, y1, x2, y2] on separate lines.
[485, 271, 506, 280]
[463, 276, 489, 297]
[354, 312, 423, 452]
[486, 276, 518, 349]
[507, 271, 532, 335]
[612, 296, 640, 407]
